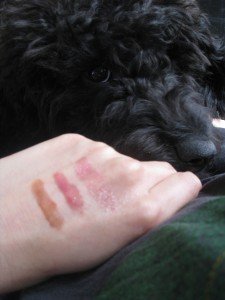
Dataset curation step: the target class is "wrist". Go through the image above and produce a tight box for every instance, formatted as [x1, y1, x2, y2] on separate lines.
[0, 193, 52, 294]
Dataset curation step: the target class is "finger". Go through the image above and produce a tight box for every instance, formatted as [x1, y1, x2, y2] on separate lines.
[139, 172, 202, 230]
[105, 158, 177, 188]
[142, 161, 176, 172]
[141, 161, 177, 187]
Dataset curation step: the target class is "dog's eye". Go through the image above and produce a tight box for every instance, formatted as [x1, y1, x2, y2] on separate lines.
[88, 67, 111, 83]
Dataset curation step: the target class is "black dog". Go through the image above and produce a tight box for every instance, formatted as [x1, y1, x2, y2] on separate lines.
[1, 0, 225, 177]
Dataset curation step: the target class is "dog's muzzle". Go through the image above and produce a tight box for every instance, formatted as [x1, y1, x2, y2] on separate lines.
[176, 139, 217, 165]
[176, 127, 225, 173]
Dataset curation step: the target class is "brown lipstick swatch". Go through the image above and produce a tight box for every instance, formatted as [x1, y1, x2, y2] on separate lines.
[32, 179, 64, 229]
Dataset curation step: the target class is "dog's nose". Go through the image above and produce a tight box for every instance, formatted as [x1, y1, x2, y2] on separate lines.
[176, 139, 217, 165]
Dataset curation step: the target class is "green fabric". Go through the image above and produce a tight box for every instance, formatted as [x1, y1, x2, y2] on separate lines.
[97, 197, 225, 300]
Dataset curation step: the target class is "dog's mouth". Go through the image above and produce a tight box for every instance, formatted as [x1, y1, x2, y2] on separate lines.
[208, 125, 225, 175]
[187, 158, 212, 171]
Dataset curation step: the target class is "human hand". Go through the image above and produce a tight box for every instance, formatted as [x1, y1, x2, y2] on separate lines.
[0, 134, 201, 293]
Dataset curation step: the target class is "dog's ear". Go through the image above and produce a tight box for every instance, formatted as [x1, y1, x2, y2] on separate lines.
[0, 0, 87, 92]
[150, 0, 225, 74]
[0, 0, 59, 87]
[150, 0, 225, 114]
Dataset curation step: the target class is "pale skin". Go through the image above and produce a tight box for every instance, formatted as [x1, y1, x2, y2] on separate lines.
[0, 134, 202, 294]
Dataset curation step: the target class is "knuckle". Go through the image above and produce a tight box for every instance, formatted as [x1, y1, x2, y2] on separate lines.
[125, 159, 142, 173]
[161, 161, 176, 172]
[106, 157, 142, 181]
[92, 141, 116, 155]
[58, 133, 87, 144]
[93, 141, 107, 148]
[109, 156, 140, 169]
[137, 200, 163, 229]
[122, 160, 144, 180]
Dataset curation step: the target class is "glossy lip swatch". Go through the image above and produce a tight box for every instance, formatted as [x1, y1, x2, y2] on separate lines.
[75, 157, 116, 211]
[32, 179, 64, 229]
[32, 157, 116, 229]
[54, 172, 84, 212]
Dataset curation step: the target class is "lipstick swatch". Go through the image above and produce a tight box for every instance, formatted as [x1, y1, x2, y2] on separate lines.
[75, 157, 100, 180]
[75, 157, 116, 211]
[32, 179, 64, 229]
[54, 172, 83, 212]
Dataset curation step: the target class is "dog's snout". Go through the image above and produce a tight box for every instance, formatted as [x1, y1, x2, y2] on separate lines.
[176, 139, 217, 166]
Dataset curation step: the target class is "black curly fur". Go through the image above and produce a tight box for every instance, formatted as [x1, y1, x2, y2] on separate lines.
[1, 0, 225, 177]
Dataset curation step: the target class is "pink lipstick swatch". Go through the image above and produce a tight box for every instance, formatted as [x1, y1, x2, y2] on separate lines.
[75, 157, 100, 180]
[54, 172, 83, 212]
[32, 179, 64, 229]
[75, 157, 116, 211]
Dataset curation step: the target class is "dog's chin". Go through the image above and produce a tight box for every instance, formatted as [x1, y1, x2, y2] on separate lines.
[210, 127, 225, 174]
